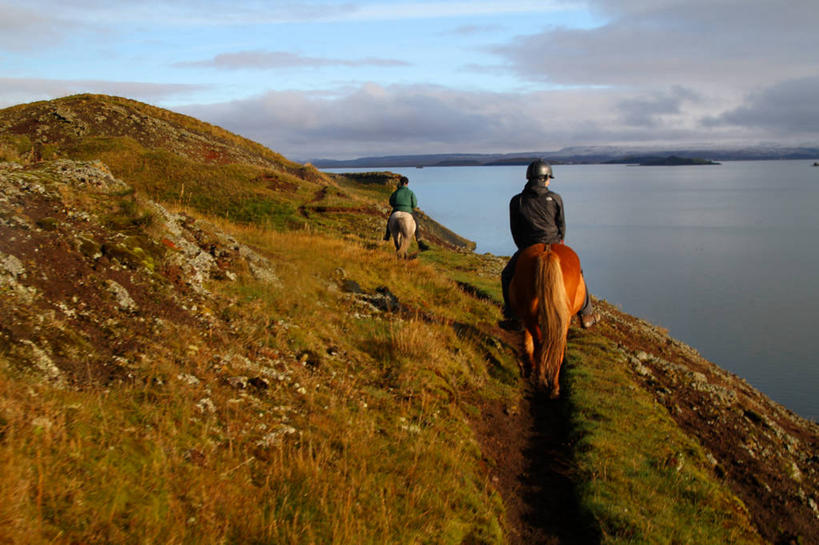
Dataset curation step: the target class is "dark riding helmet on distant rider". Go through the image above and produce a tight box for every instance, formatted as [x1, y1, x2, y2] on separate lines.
[526, 159, 554, 181]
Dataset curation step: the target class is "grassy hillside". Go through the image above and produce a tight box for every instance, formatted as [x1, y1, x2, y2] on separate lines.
[1, 96, 816, 544]
[0, 95, 473, 251]
[0, 159, 511, 544]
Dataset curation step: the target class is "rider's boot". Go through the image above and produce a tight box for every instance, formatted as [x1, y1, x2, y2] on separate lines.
[581, 311, 601, 329]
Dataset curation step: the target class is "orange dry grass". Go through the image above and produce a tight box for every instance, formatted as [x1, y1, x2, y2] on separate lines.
[0, 219, 511, 545]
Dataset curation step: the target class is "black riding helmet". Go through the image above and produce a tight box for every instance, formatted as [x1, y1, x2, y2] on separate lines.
[526, 159, 554, 180]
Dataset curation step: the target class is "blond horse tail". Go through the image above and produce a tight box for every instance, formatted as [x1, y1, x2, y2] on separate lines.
[535, 248, 570, 396]
[398, 226, 412, 257]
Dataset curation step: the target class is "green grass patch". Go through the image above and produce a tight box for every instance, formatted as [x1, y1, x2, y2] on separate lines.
[0, 134, 33, 161]
[563, 334, 764, 545]
[420, 247, 505, 307]
[66, 137, 314, 229]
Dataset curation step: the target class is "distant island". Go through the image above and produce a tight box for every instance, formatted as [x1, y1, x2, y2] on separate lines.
[606, 155, 720, 166]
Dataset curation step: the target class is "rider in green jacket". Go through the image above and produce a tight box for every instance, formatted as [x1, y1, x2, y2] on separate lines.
[389, 178, 417, 212]
[383, 177, 422, 242]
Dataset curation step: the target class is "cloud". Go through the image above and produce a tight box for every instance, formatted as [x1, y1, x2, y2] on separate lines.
[617, 86, 700, 127]
[0, 77, 207, 108]
[0, 3, 78, 50]
[286, 1, 575, 23]
[703, 77, 819, 134]
[0, 1, 358, 27]
[175, 50, 410, 70]
[6, 76, 813, 161]
[495, 0, 818, 90]
[446, 24, 505, 36]
[178, 82, 728, 159]
[178, 71, 819, 161]
[483, 0, 819, 150]
[5, 0, 571, 28]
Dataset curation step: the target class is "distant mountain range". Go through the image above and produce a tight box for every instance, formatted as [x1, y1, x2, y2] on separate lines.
[310, 145, 819, 168]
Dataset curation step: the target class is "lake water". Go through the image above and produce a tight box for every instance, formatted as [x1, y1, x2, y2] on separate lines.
[329, 161, 819, 421]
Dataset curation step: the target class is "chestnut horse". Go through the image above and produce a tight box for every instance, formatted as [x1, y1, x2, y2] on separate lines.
[509, 243, 587, 398]
[388, 211, 416, 259]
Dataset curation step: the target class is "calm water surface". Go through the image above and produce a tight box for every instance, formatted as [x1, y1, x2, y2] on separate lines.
[330, 161, 819, 420]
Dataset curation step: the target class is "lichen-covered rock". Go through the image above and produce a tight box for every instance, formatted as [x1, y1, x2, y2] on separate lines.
[106, 280, 138, 312]
[17, 340, 65, 388]
[0, 251, 25, 279]
[0, 159, 287, 388]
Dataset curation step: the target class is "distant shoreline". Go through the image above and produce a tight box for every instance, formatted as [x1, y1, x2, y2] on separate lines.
[612, 156, 721, 166]
[310, 147, 819, 169]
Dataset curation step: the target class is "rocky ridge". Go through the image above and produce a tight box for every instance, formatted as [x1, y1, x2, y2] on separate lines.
[0, 95, 297, 172]
[597, 302, 818, 544]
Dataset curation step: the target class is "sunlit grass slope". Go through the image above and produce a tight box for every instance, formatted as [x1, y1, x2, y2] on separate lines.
[563, 335, 763, 544]
[1, 223, 515, 544]
[0, 95, 388, 236]
[0, 213, 764, 545]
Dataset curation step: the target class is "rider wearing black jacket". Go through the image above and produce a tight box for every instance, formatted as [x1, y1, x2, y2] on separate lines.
[510, 180, 565, 249]
[500, 160, 599, 330]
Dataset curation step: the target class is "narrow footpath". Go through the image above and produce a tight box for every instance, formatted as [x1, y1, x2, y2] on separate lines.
[475, 330, 600, 545]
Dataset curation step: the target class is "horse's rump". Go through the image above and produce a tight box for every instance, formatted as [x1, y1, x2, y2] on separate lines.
[388, 211, 416, 258]
[510, 243, 586, 397]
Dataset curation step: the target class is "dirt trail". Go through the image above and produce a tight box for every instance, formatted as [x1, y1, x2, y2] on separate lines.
[475, 330, 600, 545]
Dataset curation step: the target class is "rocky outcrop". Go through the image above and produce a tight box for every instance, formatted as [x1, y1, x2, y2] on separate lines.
[0, 160, 282, 386]
[598, 301, 819, 544]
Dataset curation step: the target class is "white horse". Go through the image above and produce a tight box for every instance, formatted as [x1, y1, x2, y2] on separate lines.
[387, 211, 416, 259]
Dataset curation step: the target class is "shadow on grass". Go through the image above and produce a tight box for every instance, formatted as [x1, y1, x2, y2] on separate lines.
[518, 380, 601, 545]
[472, 325, 601, 545]
[518, 342, 601, 545]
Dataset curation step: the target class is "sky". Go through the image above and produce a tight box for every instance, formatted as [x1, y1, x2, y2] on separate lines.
[1, 0, 818, 160]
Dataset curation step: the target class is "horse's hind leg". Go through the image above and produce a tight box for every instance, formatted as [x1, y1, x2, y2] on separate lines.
[521, 329, 535, 379]
[547, 368, 560, 399]
[541, 345, 565, 399]
[531, 340, 557, 397]
[397, 234, 408, 258]
[534, 344, 549, 392]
